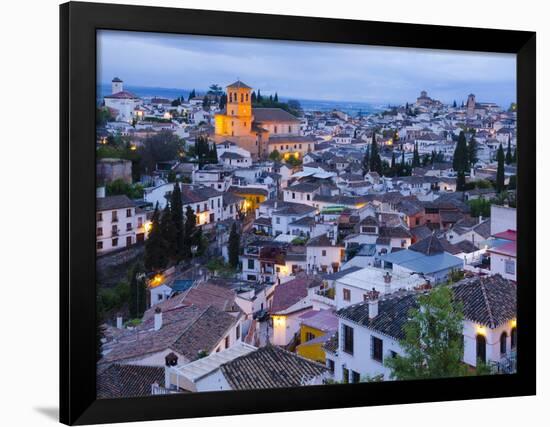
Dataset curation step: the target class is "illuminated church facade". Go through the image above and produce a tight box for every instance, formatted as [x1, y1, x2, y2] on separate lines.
[214, 81, 314, 160]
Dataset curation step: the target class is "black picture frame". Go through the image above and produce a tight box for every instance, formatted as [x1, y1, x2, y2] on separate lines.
[60, 1, 536, 425]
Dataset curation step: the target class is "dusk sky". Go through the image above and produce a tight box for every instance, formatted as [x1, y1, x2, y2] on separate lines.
[97, 30, 516, 107]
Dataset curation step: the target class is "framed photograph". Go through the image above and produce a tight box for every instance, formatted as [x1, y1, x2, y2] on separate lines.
[60, 1, 536, 425]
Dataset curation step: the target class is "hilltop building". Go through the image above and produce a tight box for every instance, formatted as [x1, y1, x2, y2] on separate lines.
[214, 80, 303, 160]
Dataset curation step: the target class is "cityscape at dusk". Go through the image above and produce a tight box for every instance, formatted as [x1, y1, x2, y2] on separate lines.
[95, 30, 517, 398]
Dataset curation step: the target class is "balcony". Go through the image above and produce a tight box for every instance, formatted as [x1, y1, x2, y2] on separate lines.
[112, 229, 119, 236]
[488, 351, 517, 374]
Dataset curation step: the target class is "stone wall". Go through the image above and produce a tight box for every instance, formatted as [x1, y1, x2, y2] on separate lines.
[97, 158, 132, 184]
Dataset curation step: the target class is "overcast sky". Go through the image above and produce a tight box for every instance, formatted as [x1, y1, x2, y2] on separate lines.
[97, 30, 516, 107]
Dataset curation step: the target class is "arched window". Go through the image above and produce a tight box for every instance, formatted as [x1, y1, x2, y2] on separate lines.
[241, 93, 244, 103]
[246, 93, 249, 102]
[229, 93, 233, 103]
[476, 334, 486, 364]
[500, 331, 507, 355]
[511, 327, 517, 349]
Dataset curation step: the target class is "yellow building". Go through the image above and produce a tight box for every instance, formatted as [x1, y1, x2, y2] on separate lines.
[214, 80, 303, 159]
[296, 309, 338, 363]
[228, 186, 269, 214]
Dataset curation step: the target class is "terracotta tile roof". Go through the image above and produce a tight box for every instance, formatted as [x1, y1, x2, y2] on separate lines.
[306, 234, 343, 248]
[271, 275, 320, 313]
[409, 234, 445, 255]
[97, 195, 136, 211]
[227, 80, 252, 89]
[253, 108, 300, 123]
[219, 345, 328, 390]
[105, 90, 139, 99]
[337, 274, 516, 339]
[101, 305, 238, 364]
[97, 364, 164, 399]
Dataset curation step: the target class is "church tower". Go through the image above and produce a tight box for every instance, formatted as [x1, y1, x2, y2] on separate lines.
[466, 93, 476, 117]
[215, 80, 253, 137]
[111, 77, 123, 94]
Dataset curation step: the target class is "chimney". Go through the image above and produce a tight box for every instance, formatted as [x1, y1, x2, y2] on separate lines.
[96, 186, 106, 198]
[165, 352, 178, 367]
[154, 306, 163, 331]
[383, 272, 392, 293]
[116, 314, 123, 329]
[479, 215, 483, 224]
[368, 297, 379, 319]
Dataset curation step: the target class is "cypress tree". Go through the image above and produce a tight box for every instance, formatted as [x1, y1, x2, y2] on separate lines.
[228, 222, 240, 269]
[390, 151, 396, 169]
[129, 261, 146, 319]
[182, 206, 197, 259]
[400, 151, 406, 176]
[211, 142, 218, 163]
[170, 183, 184, 259]
[512, 147, 517, 163]
[160, 203, 177, 259]
[362, 146, 370, 175]
[456, 170, 466, 191]
[144, 203, 167, 271]
[412, 142, 420, 167]
[188, 89, 196, 101]
[369, 133, 382, 174]
[505, 137, 513, 165]
[257, 89, 262, 102]
[274, 92, 279, 102]
[468, 135, 478, 169]
[251, 91, 257, 103]
[453, 131, 468, 173]
[496, 143, 505, 192]
[219, 93, 227, 110]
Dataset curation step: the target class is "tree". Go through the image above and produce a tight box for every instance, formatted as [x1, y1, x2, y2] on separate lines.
[228, 222, 240, 269]
[452, 100, 457, 108]
[257, 89, 262, 102]
[182, 206, 197, 259]
[456, 170, 466, 191]
[505, 137, 513, 165]
[210, 142, 218, 163]
[362, 146, 370, 175]
[251, 91, 257, 103]
[390, 151, 396, 171]
[269, 149, 281, 162]
[469, 198, 491, 218]
[274, 92, 279, 102]
[160, 203, 177, 259]
[202, 96, 211, 111]
[453, 131, 468, 173]
[188, 89, 196, 101]
[385, 286, 470, 380]
[468, 135, 478, 168]
[496, 143, 505, 192]
[208, 84, 223, 97]
[218, 93, 227, 110]
[412, 142, 420, 167]
[128, 262, 147, 319]
[369, 133, 382, 174]
[144, 204, 167, 271]
[170, 183, 185, 259]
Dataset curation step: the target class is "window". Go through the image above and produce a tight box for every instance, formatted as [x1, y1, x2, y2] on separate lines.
[246, 93, 249, 102]
[126, 208, 132, 217]
[305, 332, 315, 342]
[476, 334, 486, 364]
[157, 294, 163, 301]
[351, 370, 361, 384]
[322, 250, 327, 257]
[241, 93, 244, 102]
[112, 238, 118, 247]
[274, 126, 278, 134]
[111, 211, 118, 222]
[96, 241, 103, 250]
[307, 194, 311, 201]
[342, 366, 349, 384]
[288, 125, 292, 133]
[342, 324, 354, 354]
[247, 274, 257, 281]
[97, 212, 103, 222]
[343, 288, 351, 301]
[211, 200, 214, 209]
[225, 336, 230, 349]
[97, 227, 103, 236]
[505, 259, 516, 275]
[126, 223, 132, 231]
[327, 359, 335, 373]
[292, 192, 296, 199]
[248, 259, 255, 270]
[511, 327, 517, 349]
[236, 325, 241, 340]
[137, 217, 143, 228]
[126, 236, 132, 246]
[500, 332, 508, 355]
[371, 336, 383, 362]
[196, 204, 200, 213]
[276, 217, 280, 224]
